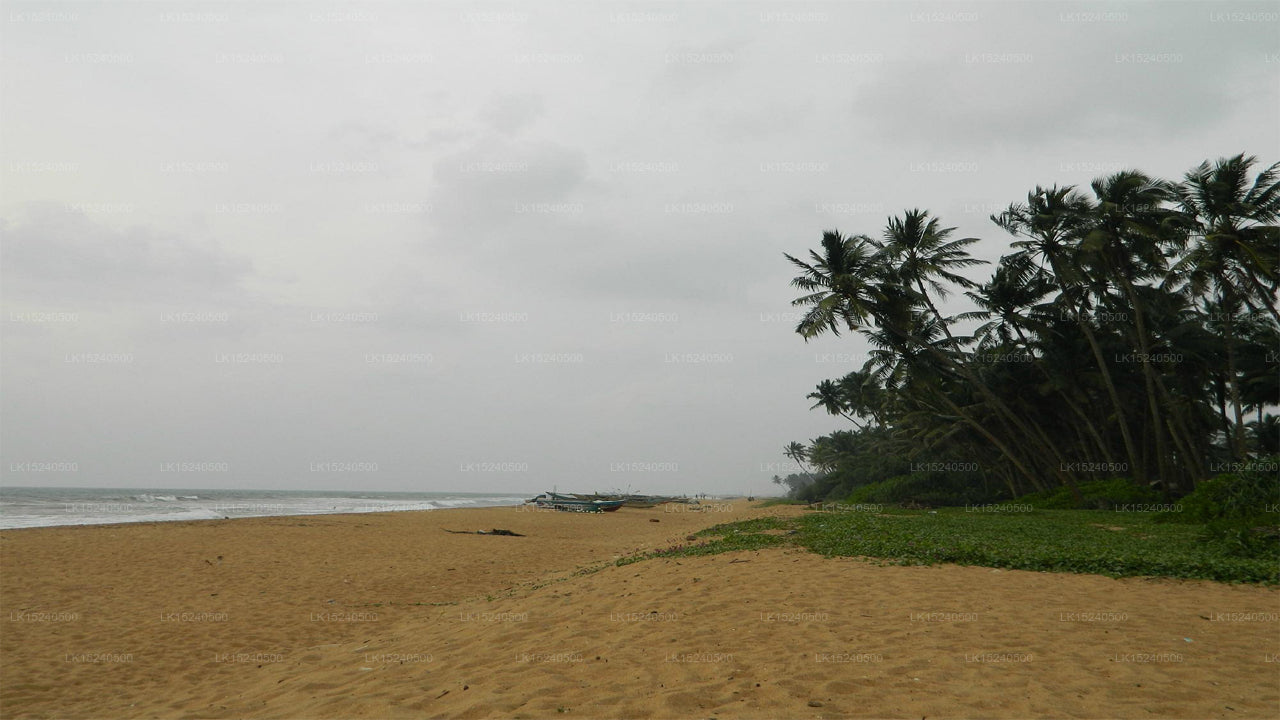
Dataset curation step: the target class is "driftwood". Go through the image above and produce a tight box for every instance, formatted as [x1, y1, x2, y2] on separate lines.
[443, 528, 525, 537]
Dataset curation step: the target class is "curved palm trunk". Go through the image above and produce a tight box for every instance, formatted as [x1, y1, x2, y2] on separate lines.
[840, 411, 867, 431]
[1117, 274, 1173, 489]
[880, 324, 1049, 492]
[934, 389, 1048, 494]
[912, 278, 1080, 497]
[1046, 252, 1147, 486]
[1169, 394, 1209, 489]
[1011, 324, 1118, 468]
[1163, 416, 1198, 497]
[1152, 371, 1208, 488]
[1214, 377, 1234, 457]
[1117, 272, 1210, 489]
[1079, 318, 1144, 475]
[1220, 286, 1247, 460]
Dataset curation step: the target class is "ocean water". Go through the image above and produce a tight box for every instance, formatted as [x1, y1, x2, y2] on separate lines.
[0, 487, 529, 529]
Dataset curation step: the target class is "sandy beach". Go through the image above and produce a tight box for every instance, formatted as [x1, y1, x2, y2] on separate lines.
[2, 501, 1277, 719]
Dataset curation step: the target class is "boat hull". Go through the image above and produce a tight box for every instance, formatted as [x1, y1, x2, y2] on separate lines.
[529, 493, 625, 513]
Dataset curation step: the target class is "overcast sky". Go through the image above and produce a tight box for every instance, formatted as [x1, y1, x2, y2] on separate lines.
[2, 0, 1277, 494]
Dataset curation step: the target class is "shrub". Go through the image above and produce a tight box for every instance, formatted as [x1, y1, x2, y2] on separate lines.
[1159, 459, 1280, 559]
[1164, 461, 1280, 524]
[1199, 519, 1280, 559]
[1021, 477, 1160, 510]
[843, 470, 1006, 507]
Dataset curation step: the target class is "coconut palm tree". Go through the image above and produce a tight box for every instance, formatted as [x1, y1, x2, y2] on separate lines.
[1079, 170, 1199, 488]
[966, 254, 1117, 471]
[838, 369, 889, 426]
[788, 223, 1064, 493]
[784, 231, 882, 339]
[994, 185, 1147, 485]
[876, 210, 1081, 493]
[1172, 155, 1280, 458]
[875, 209, 986, 350]
[807, 379, 862, 427]
[786, 153, 1275, 504]
[1176, 154, 1280, 324]
[783, 441, 814, 477]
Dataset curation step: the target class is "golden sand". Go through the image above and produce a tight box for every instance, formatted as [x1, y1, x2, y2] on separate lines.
[1, 502, 1277, 719]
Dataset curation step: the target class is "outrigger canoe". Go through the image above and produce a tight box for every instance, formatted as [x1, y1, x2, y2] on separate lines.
[528, 492, 624, 513]
[567, 492, 690, 508]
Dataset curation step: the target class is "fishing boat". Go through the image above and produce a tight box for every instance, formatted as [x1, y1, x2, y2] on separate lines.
[528, 492, 624, 513]
[565, 492, 682, 509]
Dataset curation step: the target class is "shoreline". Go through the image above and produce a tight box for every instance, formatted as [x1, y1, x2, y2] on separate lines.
[0, 498, 744, 532]
[0, 502, 525, 532]
[3, 501, 1276, 718]
[0, 487, 745, 531]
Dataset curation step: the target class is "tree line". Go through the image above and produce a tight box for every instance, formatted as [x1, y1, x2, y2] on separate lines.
[780, 154, 1278, 504]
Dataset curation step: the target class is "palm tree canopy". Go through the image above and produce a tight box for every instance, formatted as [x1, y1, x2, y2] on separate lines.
[784, 230, 883, 339]
[877, 209, 987, 298]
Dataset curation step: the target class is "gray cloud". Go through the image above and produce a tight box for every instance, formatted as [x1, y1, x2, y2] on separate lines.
[1, 0, 1274, 493]
[855, 2, 1276, 150]
[1, 204, 252, 304]
[481, 94, 546, 135]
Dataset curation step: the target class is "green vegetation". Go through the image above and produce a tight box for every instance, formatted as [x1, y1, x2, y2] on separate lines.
[792, 509, 1275, 583]
[843, 468, 1003, 507]
[616, 518, 789, 567]
[752, 497, 806, 508]
[633, 508, 1277, 584]
[1156, 467, 1280, 559]
[774, 154, 1278, 509]
[739, 154, 1280, 584]
[1161, 466, 1280, 523]
[1018, 477, 1162, 510]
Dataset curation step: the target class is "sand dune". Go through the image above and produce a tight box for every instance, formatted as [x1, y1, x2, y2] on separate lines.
[2, 502, 1276, 718]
